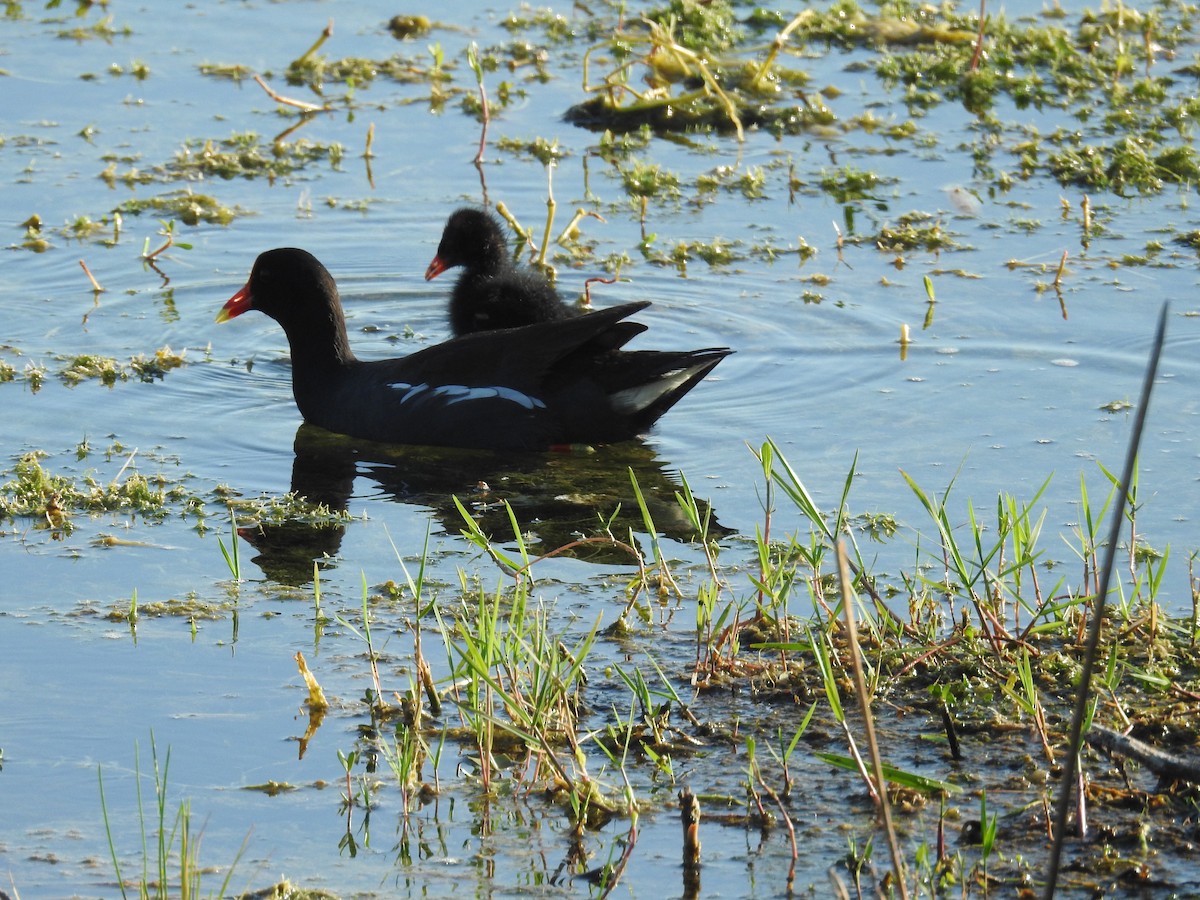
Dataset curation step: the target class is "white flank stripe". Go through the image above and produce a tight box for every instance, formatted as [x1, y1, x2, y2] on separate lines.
[388, 380, 546, 410]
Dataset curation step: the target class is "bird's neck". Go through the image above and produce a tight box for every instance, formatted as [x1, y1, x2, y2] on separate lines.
[284, 305, 357, 373]
[474, 235, 511, 275]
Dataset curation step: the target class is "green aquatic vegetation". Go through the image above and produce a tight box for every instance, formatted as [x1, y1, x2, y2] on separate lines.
[688, 237, 740, 266]
[818, 164, 893, 203]
[487, 39, 553, 80]
[57, 15, 128, 42]
[749, 0, 974, 50]
[224, 490, 356, 529]
[99, 736, 247, 900]
[848, 111, 920, 143]
[1049, 136, 1200, 195]
[321, 196, 377, 212]
[746, 236, 794, 262]
[598, 250, 634, 274]
[618, 158, 681, 201]
[104, 593, 231, 621]
[436, 529, 619, 819]
[460, 75, 523, 119]
[697, 164, 767, 199]
[278, 19, 439, 96]
[495, 135, 570, 165]
[17, 213, 50, 252]
[107, 59, 150, 80]
[57, 347, 185, 387]
[287, 52, 440, 92]
[23, 361, 46, 391]
[864, 211, 958, 253]
[115, 190, 238, 226]
[1174, 230, 1200, 251]
[62, 214, 109, 242]
[644, 0, 742, 53]
[596, 124, 654, 158]
[129, 346, 186, 381]
[857, 2, 1200, 194]
[499, 5, 604, 43]
[568, 13, 750, 137]
[197, 62, 253, 82]
[0, 451, 185, 530]
[61, 354, 122, 387]
[167, 132, 345, 181]
[348, 435, 1199, 892]
[99, 160, 153, 188]
[637, 234, 746, 271]
[387, 14, 431, 40]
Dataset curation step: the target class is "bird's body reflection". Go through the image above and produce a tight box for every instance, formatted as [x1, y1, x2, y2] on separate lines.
[239, 423, 724, 585]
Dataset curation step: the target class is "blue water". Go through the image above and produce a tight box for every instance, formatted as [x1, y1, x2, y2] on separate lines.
[2, 0, 1198, 896]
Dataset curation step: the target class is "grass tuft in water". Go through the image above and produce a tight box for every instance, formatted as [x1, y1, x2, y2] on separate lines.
[99, 734, 246, 900]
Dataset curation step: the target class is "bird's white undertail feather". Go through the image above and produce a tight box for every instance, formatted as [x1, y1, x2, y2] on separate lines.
[611, 363, 709, 415]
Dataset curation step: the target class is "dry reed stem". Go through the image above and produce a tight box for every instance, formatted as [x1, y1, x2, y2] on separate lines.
[253, 74, 327, 113]
[838, 541, 909, 900]
[79, 259, 104, 293]
[1043, 302, 1169, 897]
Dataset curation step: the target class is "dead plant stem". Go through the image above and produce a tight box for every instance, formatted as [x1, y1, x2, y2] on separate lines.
[837, 541, 909, 899]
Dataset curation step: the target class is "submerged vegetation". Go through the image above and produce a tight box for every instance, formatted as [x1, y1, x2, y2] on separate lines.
[560, 0, 1200, 200]
[98, 438, 1196, 897]
[0, 346, 185, 391]
[0, 442, 354, 539]
[12, 0, 1200, 264]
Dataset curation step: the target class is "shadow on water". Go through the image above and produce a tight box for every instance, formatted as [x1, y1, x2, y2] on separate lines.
[238, 423, 726, 584]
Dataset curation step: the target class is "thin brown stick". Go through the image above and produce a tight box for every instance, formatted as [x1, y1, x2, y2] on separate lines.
[1053, 250, 1068, 288]
[1087, 725, 1200, 783]
[753, 766, 797, 892]
[680, 787, 702, 896]
[582, 275, 616, 310]
[538, 164, 557, 271]
[79, 259, 104, 293]
[838, 541, 909, 900]
[1043, 303, 1169, 898]
[143, 231, 173, 262]
[253, 74, 327, 113]
[555, 208, 606, 246]
[472, 62, 490, 164]
[363, 123, 376, 189]
[296, 19, 334, 65]
[968, 0, 987, 70]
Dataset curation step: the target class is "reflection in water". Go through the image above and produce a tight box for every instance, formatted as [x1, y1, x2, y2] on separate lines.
[239, 424, 724, 585]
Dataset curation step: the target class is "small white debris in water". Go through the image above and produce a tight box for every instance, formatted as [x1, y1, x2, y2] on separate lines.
[945, 185, 982, 215]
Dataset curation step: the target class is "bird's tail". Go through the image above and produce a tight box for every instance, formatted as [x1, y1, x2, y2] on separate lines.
[609, 348, 732, 431]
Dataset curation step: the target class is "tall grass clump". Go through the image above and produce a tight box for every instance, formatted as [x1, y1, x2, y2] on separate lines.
[99, 735, 246, 900]
[310, 311, 1197, 896]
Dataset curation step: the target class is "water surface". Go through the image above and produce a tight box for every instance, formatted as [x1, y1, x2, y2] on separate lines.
[2, 0, 1198, 896]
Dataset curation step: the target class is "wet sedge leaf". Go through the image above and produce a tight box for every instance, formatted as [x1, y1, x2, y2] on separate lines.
[814, 752, 962, 795]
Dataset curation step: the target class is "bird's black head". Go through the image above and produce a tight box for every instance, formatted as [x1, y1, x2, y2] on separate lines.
[217, 248, 353, 366]
[430, 207, 508, 274]
[218, 248, 337, 327]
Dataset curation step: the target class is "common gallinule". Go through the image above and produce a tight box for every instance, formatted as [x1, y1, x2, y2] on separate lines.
[424, 207, 576, 335]
[217, 248, 731, 451]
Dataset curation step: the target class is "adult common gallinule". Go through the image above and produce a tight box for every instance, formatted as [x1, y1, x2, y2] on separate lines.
[217, 248, 731, 451]
[424, 207, 575, 335]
